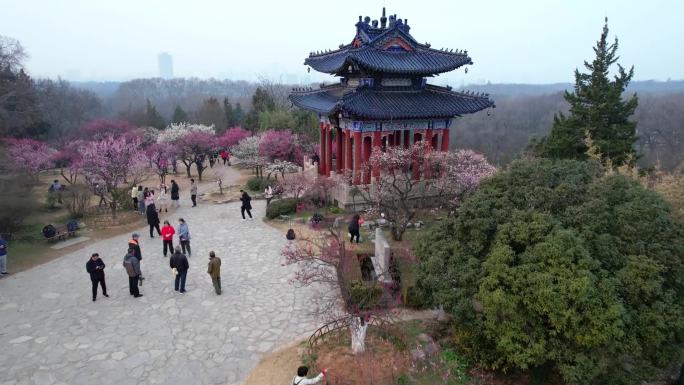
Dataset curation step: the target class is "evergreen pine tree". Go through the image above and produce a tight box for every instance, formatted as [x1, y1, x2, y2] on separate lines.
[223, 97, 235, 127]
[233, 103, 244, 125]
[536, 19, 638, 166]
[171, 105, 188, 123]
[143, 98, 166, 129]
[244, 87, 275, 130]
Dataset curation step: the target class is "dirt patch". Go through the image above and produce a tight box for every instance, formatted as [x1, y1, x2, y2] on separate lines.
[245, 341, 307, 385]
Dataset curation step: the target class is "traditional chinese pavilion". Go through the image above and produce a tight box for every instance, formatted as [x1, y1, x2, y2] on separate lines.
[289, 8, 494, 185]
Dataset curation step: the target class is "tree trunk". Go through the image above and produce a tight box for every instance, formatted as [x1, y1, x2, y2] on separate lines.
[350, 316, 368, 354]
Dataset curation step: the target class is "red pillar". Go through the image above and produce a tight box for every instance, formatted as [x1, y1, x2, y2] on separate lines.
[394, 130, 401, 146]
[412, 132, 422, 180]
[353, 131, 362, 185]
[363, 135, 372, 185]
[403, 129, 410, 149]
[425, 129, 434, 149]
[372, 130, 382, 180]
[326, 123, 333, 177]
[319, 122, 326, 175]
[336, 127, 343, 172]
[346, 130, 353, 173]
[441, 129, 450, 152]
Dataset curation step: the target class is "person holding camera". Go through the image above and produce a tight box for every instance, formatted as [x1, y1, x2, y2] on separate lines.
[86, 253, 108, 301]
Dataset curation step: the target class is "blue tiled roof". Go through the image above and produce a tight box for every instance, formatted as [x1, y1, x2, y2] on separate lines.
[305, 46, 472, 76]
[289, 85, 494, 120]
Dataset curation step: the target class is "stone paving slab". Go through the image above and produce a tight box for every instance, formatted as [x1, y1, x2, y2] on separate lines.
[0, 201, 319, 385]
[49, 236, 91, 250]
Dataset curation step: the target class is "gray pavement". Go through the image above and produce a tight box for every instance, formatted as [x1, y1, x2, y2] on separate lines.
[0, 201, 318, 385]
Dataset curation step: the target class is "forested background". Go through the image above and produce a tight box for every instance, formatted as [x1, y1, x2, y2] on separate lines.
[2, 70, 683, 170]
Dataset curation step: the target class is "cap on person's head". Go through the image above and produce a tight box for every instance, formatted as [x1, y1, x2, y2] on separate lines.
[132, 233, 139, 239]
[297, 366, 308, 376]
[91, 253, 99, 258]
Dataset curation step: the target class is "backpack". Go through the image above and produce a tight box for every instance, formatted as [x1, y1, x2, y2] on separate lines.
[286, 228, 296, 240]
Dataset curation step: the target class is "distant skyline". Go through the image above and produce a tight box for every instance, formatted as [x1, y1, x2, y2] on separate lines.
[2, 0, 683, 84]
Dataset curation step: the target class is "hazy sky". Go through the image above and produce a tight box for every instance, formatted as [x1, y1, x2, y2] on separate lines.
[2, 0, 683, 84]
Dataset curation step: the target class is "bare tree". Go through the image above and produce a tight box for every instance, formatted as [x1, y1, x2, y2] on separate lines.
[0, 35, 28, 71]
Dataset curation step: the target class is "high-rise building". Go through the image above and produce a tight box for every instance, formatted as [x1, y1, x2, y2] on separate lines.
[158, 52, 173, 79]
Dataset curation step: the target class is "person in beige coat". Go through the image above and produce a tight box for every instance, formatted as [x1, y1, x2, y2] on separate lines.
[207, 251, 221, 295]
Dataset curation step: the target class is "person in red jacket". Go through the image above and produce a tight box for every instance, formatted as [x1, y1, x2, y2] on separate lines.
[161, 220, 175, 257]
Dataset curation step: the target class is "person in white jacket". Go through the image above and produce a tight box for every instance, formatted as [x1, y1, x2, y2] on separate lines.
[292, 366, 327, 385]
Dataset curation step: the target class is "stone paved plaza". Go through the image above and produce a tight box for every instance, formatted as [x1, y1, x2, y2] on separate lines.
[0, 201, 319, 385]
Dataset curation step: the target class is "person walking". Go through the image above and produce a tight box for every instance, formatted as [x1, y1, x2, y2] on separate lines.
[264, 185, 273, 206]
[136, 186, 145, 214]
[157, 184, 169, 212]
[85, 253, 108, 301]
[207, 251, 222, 295]
[292, 366, 328, 385]
[131, 185, 139, 211]
[123, 248, 143, 298]
[127, 233, 142, 260]
[170, 180, 180, 208]
[220, 150, 228, 165]
[348, 214, 361, 243]
[178, 218, 191, 256]
[146, 204, 161, 238]
[161, 220, 175, 257]
[190, 179, 198, 207]
[0, 234, 8, 275]
[170, 247, 189, 293]
[239, 190, 253, 221]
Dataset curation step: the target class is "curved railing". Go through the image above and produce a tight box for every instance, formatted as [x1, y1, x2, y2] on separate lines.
[307, 314, 393, 354]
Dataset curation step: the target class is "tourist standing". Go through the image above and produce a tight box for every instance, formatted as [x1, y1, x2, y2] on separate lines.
[157, 184, 169, 212]
[264, 185, 273, 206]
[85, 253, 108, 301]
[131, 185, 139, 211]
[123, 248, 143, 298]
[220, 150, 228, 165]
[127, 233, 142, 261]
[0, 234, 8, 275]
[170, 180, 180, 208]
[146, 204, 162, 238]
[207, 251, 221, 295]
[348, 214, 360, 243]
[239, 190, 253, 221]
[144, 189, 155, 208]
[170, 247, 189, 293]
[178, 218, 191, 256]
[292, 366, 327, 385]
[136, 186, 145, 214]
[190, 179, 198, 207]
[161, 220, 175, 257]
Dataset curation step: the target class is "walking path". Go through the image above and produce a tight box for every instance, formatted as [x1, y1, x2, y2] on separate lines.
[0, 200, 319, 385]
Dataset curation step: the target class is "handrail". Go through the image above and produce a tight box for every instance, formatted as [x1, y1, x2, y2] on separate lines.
[307, 314, 392, 355]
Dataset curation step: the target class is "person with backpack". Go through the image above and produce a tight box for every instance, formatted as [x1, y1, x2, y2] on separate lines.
[170, 180, 180, 208]
[207, 251, 221, 295]
[170, 246, 189, 293]
[292, 366, 327, 385]
[85, 253, 108, 301]
[239, 190, 253, 221]
[178, 218, 191, 256]
[161, 220, 175, 257]
[123, 248, 143, 298]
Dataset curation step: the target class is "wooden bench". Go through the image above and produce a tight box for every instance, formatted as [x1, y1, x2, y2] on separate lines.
[45, 224, 78, 243]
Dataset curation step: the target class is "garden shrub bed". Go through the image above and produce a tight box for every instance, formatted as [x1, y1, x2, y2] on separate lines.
[265, 198, 297, 219]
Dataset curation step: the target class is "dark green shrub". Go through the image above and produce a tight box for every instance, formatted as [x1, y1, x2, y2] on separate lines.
[348, 280, 383, 310]
[416, 159, 684, 385]
[246, 177, 276, 192]
[265, 198, 297, 219]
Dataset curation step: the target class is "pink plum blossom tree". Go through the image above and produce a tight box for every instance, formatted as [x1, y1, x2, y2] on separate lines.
[145, 142, 176, 185]
[259, 129, 302, 164]
[217, 126, 250, 149]
[78, 135, 147, 216]
[80, 119, 136, 140]
[175, 131, 215, 181]
[3, 137, 54, 182]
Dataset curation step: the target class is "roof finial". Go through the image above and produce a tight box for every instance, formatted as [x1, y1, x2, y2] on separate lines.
[380, 7, 387, 29]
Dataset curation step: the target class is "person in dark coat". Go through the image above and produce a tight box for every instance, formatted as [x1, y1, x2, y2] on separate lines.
[348, 214, 360, 243]
[86, 253, 108, 301]
[170, 180, 180, 208]
[127, 233, 142, 260]
[123, 248, 143, 298]
[239, 190, 253, 221]
[170, 246, 189, 293]
[146, 205, 161, 238]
